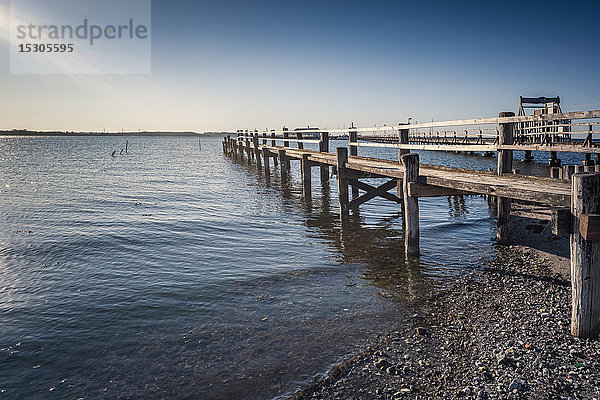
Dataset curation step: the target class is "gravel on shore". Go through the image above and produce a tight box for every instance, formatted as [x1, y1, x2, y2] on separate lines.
[292, 246, 600, 400]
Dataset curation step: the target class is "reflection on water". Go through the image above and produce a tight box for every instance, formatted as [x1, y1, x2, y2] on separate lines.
[0, 136, 519, 399]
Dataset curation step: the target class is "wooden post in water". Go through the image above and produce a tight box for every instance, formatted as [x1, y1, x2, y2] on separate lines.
[349, 125, 359, 200]
[319, 132, 330, 183]
[570, 172, 600, 338]
[336, 147, 350, 218]
[278, 149, 288, 183]
[253, 131, 262, 169]
[245, 138, 252, 164]
[400, 153, 420, 257]
[126, 140, 129, 153]
[262, 130, 267, 145]
[262, 148, 270, 177]
[497, 112, 514, 245]
[301, 153, 311, 197]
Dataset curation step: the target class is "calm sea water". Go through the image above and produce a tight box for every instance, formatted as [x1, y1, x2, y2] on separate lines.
[0, 136, 584, 399]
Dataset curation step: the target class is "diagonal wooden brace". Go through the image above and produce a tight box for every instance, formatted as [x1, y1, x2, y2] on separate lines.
[346, 179, 401, 209]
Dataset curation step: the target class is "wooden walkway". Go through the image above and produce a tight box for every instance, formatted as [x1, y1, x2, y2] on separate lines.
[222, 109, 600, 339]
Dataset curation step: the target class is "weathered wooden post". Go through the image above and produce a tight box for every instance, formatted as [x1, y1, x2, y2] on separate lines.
[253, 131, 262, 169]
[398, 124, 410, 200]
[349, 125, 359, 199]
[283, 127, 291, 171]
[283, 127, 290, 148]
[497, 112, 514, 245]
[301, 154, 311, 197]
[400, 153, 420, 256]
[336, 147, 350, 218]
[278, 149, 288, 183]
[262, 148, 270, 177]
[319, 132, 330, 183]
[570, 172, 600, 338]
[270, 130, 278, 168]
[262, 130, 267, 145]
[245, 137, 252, 163]
[238, 140, 245, 162]
[297, 131, 304, 150]
[550, 167, 560, 179]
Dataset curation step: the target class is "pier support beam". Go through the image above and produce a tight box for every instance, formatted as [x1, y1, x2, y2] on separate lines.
[400, 153, 420, 257]
[497, 112, 514, 245]
[523, 150, 534, 162]
[262, 148, 270, 177]
[570, 172, 600, 338]
[297, 131, 304, 150]
[278, 149, 288, 183]
[549, 151, 561, 167]
[301, 154, 311, 197]
[245, 139, 252, 164]
[336, 147, 350, 218]
[319, 132, 330, 183]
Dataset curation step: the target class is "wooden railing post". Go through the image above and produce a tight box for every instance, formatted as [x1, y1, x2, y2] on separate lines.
[400, 153, 420, 256]
[349, 125, 359, 199]
[262, 130, 267, 145]
[253, 131, 262, 169]
[282, 127, 290, 171]
[497, 112, 514, 245]
[336, 147, 349, 218]
[398, 125, 410, 158]
[297, 131, 304, 150]
[271, 130, 278, 167]
[570, 172, 600, 338]
[398, 124, 410, 204]
[319, 132, 330, 183]
[283, 126, 289, 148]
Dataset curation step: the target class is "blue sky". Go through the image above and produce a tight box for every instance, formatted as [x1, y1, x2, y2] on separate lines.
[0, 0, 599, 132]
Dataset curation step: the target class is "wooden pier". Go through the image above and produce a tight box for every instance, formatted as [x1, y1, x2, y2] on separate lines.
[222, 109, 600, 339]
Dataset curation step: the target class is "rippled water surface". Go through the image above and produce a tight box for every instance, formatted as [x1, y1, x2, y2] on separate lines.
[0, 135, 579, 399]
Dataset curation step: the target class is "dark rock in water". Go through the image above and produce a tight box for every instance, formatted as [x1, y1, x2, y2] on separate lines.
[416, 327, 428, 335]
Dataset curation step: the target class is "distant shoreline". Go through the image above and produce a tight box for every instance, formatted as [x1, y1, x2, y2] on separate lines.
[0, 131, 233, 137]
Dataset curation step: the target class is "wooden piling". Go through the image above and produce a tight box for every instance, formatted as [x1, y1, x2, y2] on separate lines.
[278, 149, 288, 183]
[336, 147, 349, 217]
[570, 172, 600, 338]
[551, 167, 560, 179]
[301, 153, 311, 197]
[262, 148, 270, 177]
[319, 132, 330, 183]
[245, 138, 252, 163]
[400, 153, 420, 256]
[497, 112, 514, 245]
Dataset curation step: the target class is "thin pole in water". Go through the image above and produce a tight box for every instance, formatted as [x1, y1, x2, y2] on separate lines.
[126, 140, 129, 153]
[199, 139, 201, 150]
